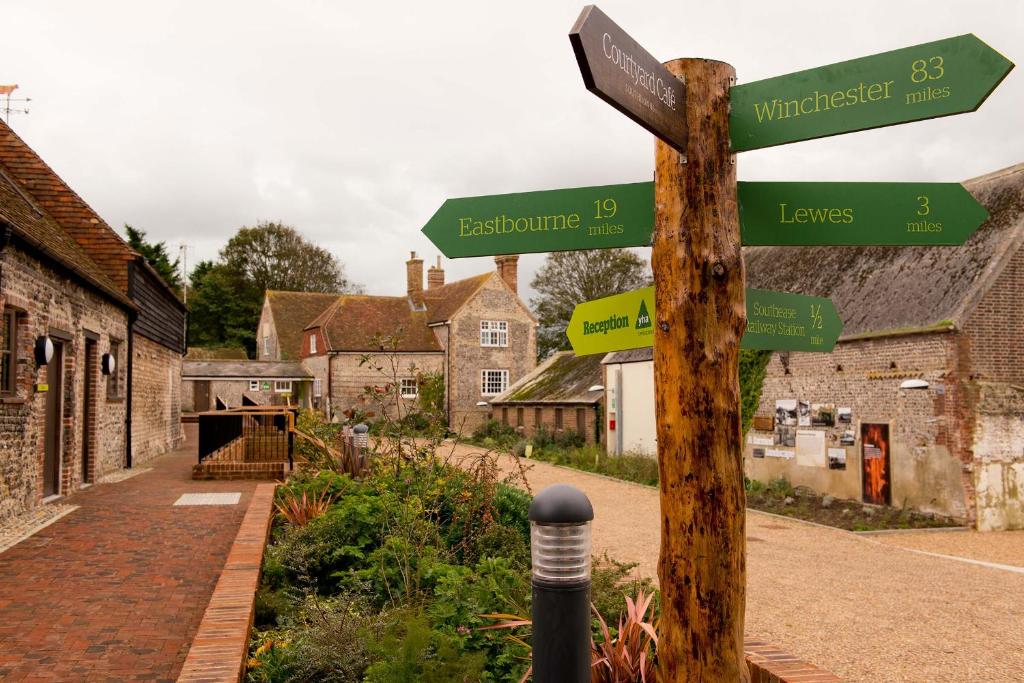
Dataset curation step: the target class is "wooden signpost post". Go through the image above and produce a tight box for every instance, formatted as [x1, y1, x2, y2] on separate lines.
[421, 5, 1014, 680]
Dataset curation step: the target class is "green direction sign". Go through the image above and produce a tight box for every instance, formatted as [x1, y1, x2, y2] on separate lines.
[421, 182, 654, 258]
[567, 287, 842, 355]
[731, 34, 1014, 152]
[738, 181, 987, 246]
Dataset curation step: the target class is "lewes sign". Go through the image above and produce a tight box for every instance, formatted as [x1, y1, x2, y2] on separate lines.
[731, 34, 1014, 152]
[567, 287, 842, 355]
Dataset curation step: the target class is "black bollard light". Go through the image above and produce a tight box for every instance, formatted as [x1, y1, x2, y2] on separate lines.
[529, 484, 594, 683]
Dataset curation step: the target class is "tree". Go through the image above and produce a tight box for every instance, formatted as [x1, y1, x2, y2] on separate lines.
[530, 249, 650, 359]
[124, 224, 181, 291]
[186, 260, 261, 357]
[219, 221, 361, 294]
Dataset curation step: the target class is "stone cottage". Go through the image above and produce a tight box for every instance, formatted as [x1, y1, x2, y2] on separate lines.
[180, 360, 313, 412]
[0, 121, 184, 522]
[488, 351, 605, 445]
[744, 162, 1024, 530]
[258, 252, 536, 431]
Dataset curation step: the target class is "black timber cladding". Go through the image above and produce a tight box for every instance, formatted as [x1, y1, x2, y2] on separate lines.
[128, 260, 186, 353]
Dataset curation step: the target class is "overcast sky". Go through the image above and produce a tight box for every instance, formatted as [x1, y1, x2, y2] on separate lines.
[2, 0, 1021, 303]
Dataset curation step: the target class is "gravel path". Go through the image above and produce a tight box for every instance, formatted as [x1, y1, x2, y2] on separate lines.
[446, 441, 1024, 682]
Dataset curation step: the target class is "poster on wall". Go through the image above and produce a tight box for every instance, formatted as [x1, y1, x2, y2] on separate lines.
[775, 425, 797, 447]
[795, 429, 827, 467]
[828, 448, 848, 470]
[775, 399, 797, 426]
[811, 403, 835, 427]
[861, 423, 891, 505]
[837, 407, 852, 424]
[753, 448, 766, 458]
[839, 429, 856, 446]
[798, 400, 811, 426]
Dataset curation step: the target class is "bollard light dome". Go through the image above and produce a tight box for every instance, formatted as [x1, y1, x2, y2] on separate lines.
[529, 484, 594, 584]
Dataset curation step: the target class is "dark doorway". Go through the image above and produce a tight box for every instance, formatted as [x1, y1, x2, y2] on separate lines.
[194, 380, 211, 412]
[861, 422, 891, 506]
[43, 341, 65, 497]
[82, 338, 97, 483]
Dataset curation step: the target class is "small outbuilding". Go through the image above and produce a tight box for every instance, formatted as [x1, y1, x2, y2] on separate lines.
[488, 351, 605, 444]
[181, 360, 313, 413]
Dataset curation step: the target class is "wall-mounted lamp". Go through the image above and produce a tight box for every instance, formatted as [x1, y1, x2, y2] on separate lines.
[899, 379, 929, 390]
[587, 384, 604, 392]
[34, 336, 54, 366]
[101, 352, 116, 376]
[476, 401, 489, 407]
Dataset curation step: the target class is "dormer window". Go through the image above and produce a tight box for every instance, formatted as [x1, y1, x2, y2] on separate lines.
[309, 333, 317, 354]
[480, 320, 508, 347]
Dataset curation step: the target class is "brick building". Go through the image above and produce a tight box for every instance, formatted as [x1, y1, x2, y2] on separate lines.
[744, 162, 1024, 530]
[488, 351, 605, 445]
[0, 120, 185, 523]
[258, 253, 536, 430]
[181, 360, 313, 412]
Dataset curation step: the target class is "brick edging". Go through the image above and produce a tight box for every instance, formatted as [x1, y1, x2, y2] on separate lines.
[745, 638, 843, 682]
[177, 483, 277, 682]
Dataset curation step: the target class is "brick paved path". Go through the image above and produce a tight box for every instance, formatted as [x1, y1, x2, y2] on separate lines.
[0, 425, 260, 681]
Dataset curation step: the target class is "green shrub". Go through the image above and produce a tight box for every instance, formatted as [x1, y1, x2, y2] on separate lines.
[471, 419, 517, 446]
[739, 349, 772, 436]
[493, 483, 531, 540]
[591, 554, 659, 628]
[364, 610, 487, 683]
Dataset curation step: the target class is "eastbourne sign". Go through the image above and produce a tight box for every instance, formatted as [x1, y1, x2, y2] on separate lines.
[570, 5, 686, 152]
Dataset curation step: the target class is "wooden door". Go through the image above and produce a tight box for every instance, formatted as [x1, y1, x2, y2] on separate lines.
[194, 380, 211, 412]
[861, 423, 891, 506]
[43, 341, 64, 497]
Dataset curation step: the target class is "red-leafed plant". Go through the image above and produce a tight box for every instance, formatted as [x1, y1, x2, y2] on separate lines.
[591, 588, 658, 683]
[478, 587, 659, 683]
[274, 489, 334, 526]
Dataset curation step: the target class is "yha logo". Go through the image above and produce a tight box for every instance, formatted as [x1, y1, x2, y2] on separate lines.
[635, 300, 652, 330]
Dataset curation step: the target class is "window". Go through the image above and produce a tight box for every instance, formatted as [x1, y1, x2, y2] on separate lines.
[107, 340, 122, 398]
[479, 320, 508, 347]
[501, 407, 508, 424]
[274, 380, 292, 393]
[249, 380, 260, 392]
[480, 369, 508, 396]
[534, 406, 542, 428]
[516, 407, 524, 427]
[554, 407, 563, 430]
[313, 378, 323, 398]
[309, 334, 317, 354]
[400, 378, 417, 399]
[263, 336, 270, 357]
[0, 309, 17, 394]
[576, 408, 587, 437]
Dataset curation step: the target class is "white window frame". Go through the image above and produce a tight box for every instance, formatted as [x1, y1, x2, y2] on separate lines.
[263, 335, 270, 357]
[480, 369, 509, 396]
[479, 320, 508, 347]
[313, 378, 322, 398]
[400, 378, 418, 399]
[309, 333, 317, 354]
[248, 380, 260, 392]
[274, 380, 292, 394]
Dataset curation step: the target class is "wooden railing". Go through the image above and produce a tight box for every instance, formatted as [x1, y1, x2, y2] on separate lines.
[197, 406, 296, 469]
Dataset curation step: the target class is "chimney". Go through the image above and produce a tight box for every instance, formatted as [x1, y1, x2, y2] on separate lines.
[406, 251, 423, 295]
[427, 255, 445, 289]
[495, 255, 519, 294]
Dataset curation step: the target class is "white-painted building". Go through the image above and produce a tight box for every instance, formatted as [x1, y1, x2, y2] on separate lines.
[601, 348, 657, 457]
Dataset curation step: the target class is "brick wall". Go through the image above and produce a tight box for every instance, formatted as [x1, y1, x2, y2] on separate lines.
[326, 352, 444, 421]
[746, 331, 973, 521]
[448, 275, 536, 433]
[130, 335, 183, 465]
[963, 242, 1024, 385]
[491, 401, 603, 445]
[0, 245, 128, 523]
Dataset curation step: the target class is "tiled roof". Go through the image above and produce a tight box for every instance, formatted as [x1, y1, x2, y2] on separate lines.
[265, 291, 339, 360]
[0, 120, 135, 293]
[745, 163, 1024, 338]
[306, 294, 442, 353]
[491, 351, 603, 404]
[0, 164, 132, 308]
[419, 273, 492, 323]
[182, 360, 311, 379]
[601, 347, 653, 365]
